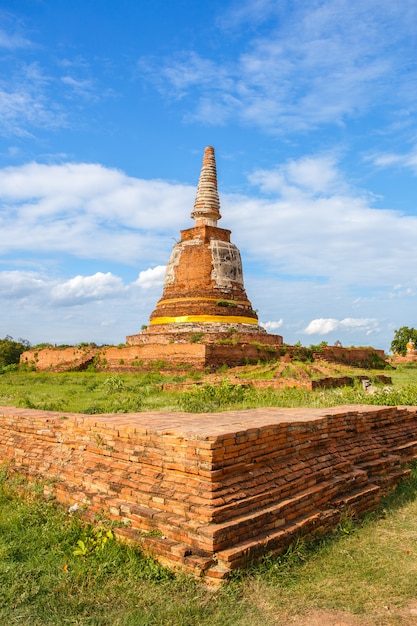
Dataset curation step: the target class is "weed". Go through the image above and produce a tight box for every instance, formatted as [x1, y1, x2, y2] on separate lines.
[73, 525, 114, 557]
[84, 404, 105, 414]
[190, 332, 205, 343]
[178, 379, 247, 412]
[103, 375, 125, 392]
[216, 299, 237, 307]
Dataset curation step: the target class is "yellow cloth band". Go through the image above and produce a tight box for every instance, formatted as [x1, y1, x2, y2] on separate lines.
[150, 315, 258, 325]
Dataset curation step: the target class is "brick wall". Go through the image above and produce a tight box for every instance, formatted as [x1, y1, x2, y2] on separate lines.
[1, 404, 417, 583]
[20, 344, 385, 373]
[313, 346, 386, 367]
[20, 341, 283, 372]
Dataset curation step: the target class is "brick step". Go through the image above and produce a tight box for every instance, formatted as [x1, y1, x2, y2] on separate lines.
[200, 473, 368, 551]
[114, 526, 231, 586]
[371, 468, 410, 491]
[356, 453, 402, 476]
[330, 483, 381, 516]
[216, 482, 388, 569]
[394, 440, 417, 461]
[215, 507, 341, 568]
[210, 465, 366, 523]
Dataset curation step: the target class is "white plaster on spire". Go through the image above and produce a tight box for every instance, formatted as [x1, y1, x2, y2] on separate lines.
[191, 146, 222, 225]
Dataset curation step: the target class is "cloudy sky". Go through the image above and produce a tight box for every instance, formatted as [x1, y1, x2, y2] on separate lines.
[1, 0, 416, 351]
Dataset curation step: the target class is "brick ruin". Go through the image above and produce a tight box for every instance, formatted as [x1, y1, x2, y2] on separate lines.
[1, 404, 417, 583]
[125, 145, 283, 367]
[20, 145, 388, 372]
[10, 146, 413, 585]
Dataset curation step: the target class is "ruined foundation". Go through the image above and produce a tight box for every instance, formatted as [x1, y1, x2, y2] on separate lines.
[1, 404, 417, 583]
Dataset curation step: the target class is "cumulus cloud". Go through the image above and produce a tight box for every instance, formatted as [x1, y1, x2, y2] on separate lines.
[225, 154, 417, 287]
[2, 156, 417, 290]
[0, 270, 48, 297]
[249, 155, 345, 196]
[0, 162, 194, 263]
[0, 268, 158, 344]
[134, 265, 166, 289]
[261, 320, 283, 331]
[304, 317, 379, 336]
[51, 272, 125, 304]
[1, 269, 128, 307]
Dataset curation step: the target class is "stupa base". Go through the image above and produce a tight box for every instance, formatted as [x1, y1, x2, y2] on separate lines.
[126, 323, 283, 369]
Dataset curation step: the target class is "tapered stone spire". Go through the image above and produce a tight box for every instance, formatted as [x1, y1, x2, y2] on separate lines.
[191, 146, 221, 226]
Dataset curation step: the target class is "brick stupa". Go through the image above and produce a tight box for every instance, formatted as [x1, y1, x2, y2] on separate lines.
[127, 146, 283, 368]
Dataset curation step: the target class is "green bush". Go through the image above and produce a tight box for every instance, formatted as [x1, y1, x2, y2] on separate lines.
[178, 379, 247, 412]
[390, 326, 417, 356]
[0, 336, 30, 368]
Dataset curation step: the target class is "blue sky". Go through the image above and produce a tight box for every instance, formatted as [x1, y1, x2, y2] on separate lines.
[1, 0, 416, 351]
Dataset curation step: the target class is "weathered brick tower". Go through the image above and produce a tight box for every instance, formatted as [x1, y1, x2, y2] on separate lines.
[127, 146, 283, 368]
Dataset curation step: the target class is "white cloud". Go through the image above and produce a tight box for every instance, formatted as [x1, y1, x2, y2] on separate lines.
[51, 272, 125, 304]
[389, 283, 417, 297]
[226, 154, 417, 286]
[304, 317, 379, 336]
[370, 148, 417, 175]
[141, 0, 417, 133]
[0, 269, 127, 304]
[0, 270, 48, 297]
[61, 76, 96, 99]
[0, 28, 32, 50]
[0, 27, 98, 136]
[0, 162, 194, 263]
[134, 265, 166, 289]
[249, 154, 345, 196]
[0, 267, 160, 345]
[261, 320, 283, 331]
[2, 156, 417, 289]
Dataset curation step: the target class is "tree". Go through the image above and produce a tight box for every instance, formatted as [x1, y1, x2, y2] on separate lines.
[0, 336, 30, 368]
[390, 326, 417, 356]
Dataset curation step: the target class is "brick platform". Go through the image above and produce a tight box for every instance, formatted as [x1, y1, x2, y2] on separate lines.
[1, 404, 417, 583]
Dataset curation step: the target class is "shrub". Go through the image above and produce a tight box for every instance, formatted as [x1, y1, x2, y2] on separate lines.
[177, 379, 247, 412]
[0, 336, 30, 368]
[390, 326, 417, 356]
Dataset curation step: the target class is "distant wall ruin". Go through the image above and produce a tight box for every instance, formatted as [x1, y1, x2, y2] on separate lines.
[19, 344, 386, 373]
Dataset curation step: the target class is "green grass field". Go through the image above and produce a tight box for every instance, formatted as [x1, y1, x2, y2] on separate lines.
[2, 466, 417, 625]
[1, 362, 417, 624]
[0, 361, 417, 414]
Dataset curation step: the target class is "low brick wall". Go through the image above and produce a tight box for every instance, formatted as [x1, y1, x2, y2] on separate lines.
[313, 346, 386, 367]
[20, 344, 386, 372]
[1, 405, 417, 582]
[20, 342, 283, 372]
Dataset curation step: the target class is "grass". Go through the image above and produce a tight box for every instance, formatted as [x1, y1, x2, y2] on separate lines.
[0, 470, 260, 626]
[0, 362, 416, 414]
[1, 363, 417, 623]
[0, 371, 180, 414]
[2, 466, 417, 624]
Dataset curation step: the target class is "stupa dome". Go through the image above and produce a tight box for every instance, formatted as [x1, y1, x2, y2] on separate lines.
[149, 146, 258, 328]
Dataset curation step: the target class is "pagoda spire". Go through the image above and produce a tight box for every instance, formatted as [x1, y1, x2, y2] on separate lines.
[191, 146, 222, 226]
